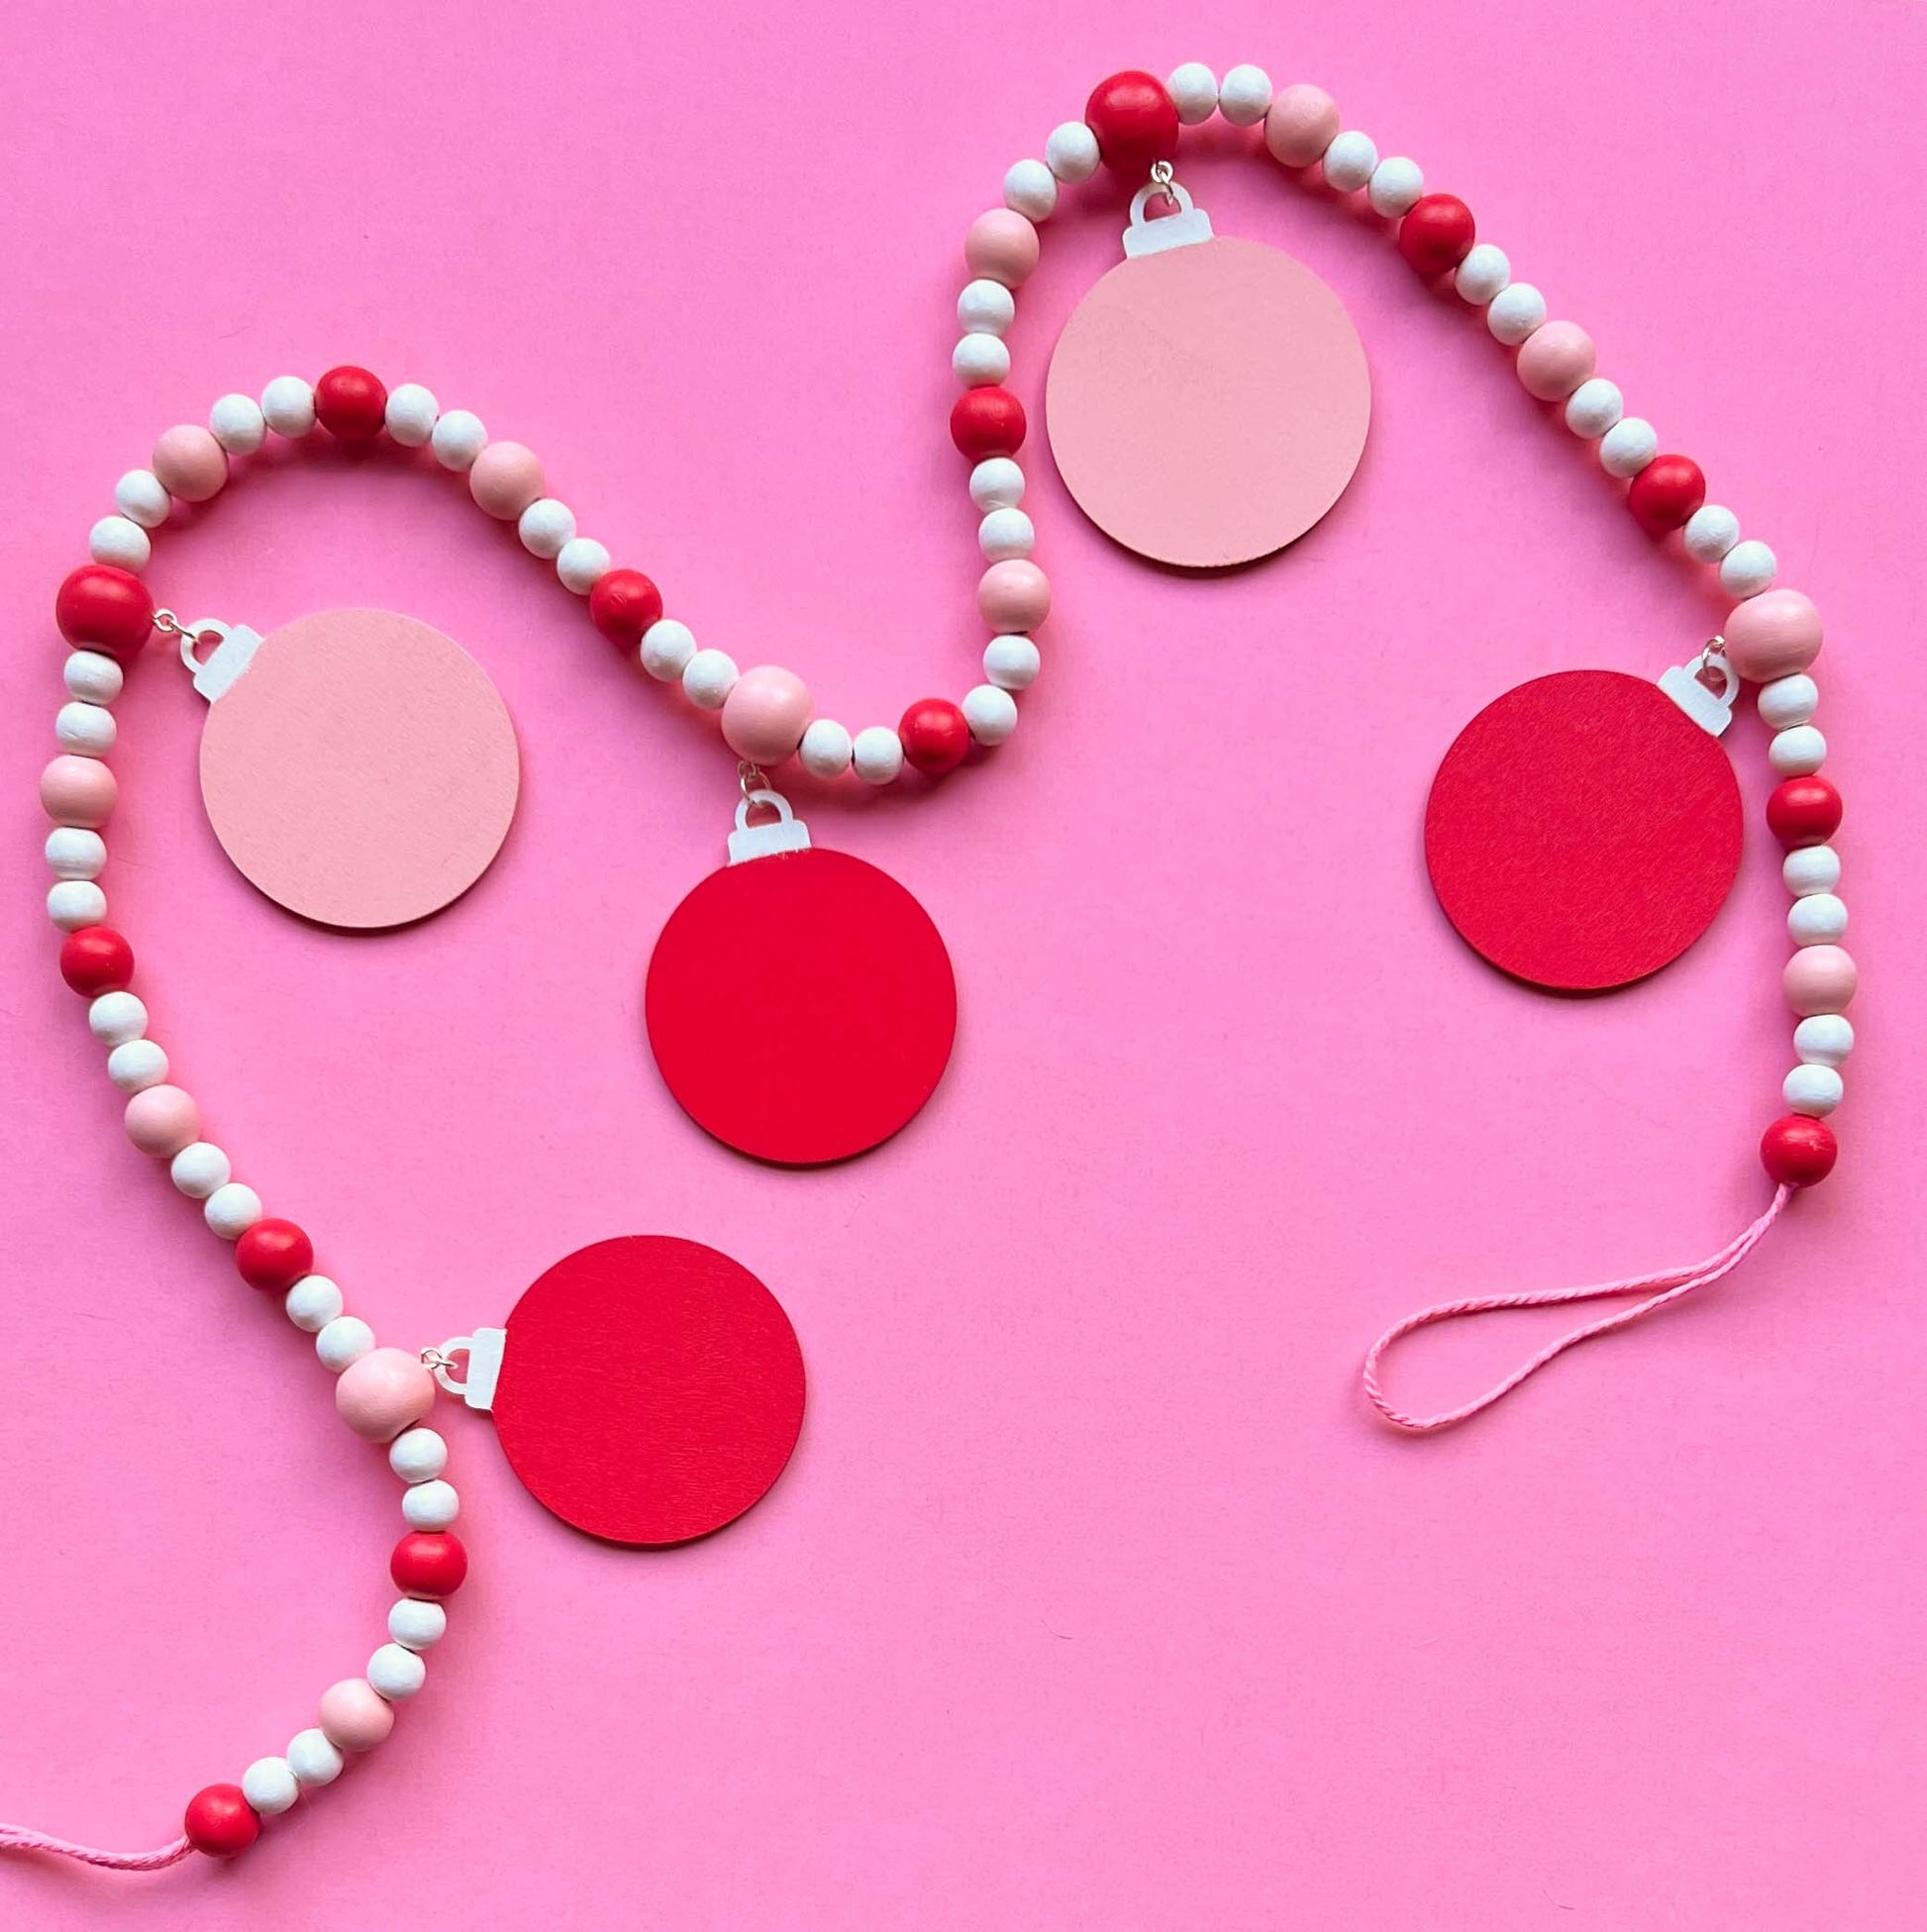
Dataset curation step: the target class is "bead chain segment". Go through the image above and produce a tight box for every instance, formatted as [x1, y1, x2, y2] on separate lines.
[26, 61, 1854, 1867]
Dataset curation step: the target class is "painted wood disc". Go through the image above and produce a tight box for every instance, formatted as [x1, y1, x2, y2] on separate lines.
[1046, 235, 1369, 568]
[1424, 669, 1743, 990]
[493, 1236, 805, 1547]
[199, 608, 519, 929]
[645, 847, 956, 1165]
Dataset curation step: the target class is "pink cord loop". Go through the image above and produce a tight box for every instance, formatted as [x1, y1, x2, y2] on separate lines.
[0, 1825, 194, 1872]
[1362, 1186, 1791, 1433]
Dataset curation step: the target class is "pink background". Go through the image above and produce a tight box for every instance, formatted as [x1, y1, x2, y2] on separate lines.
[2, 3, 1925, 1926]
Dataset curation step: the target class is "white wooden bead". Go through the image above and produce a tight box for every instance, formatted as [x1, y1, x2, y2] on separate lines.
[88, 989, 146, 1046]
[983, 634, 1041, 691]
[107, 1038, 168, 1091]
[1167, 62, 1219, 125]
[63, 650, 125, 704]
[286, 1273, 346, 1333]
[953, 333, 1012, 387]
[431, 408, 487, 470]
[368, 1643, 428, 1701]
[852, 725, 905, 785]
[1003, 157, 1059, 221]
[1598, 417, 1658, 477]
[49, 880, 106, 931]
[1719, 539, 1777, 597]
[87, 515, 151, 571]
[1367, 155, 1425, 217]
[1564, 378, 1624, 438]
[114, 469, 170, 529]
[209, 392, 266, 456]
[286, 1728, 344, 1788]
[1758, 673, 1818, 730]
[1485, 282, 1547, 345]
[401, 1478, 459, 1530]
[1681, 503, 1741, 562]
[204, 1180, 263, 1240]
[977, 507, 1035, 560]
[388, 1597, 448, 1653]
[242, 1756, 300, 1816]
[55, 700, 116, 756]
[682, 649, 738, 710]
[1218, 63, 1273, 127]
[1454, 244, 1510, 305]
[641, 618, 697, 681]
[383, 382, 440, 447]
[962, 683, 1019, 746]
[798, 718, 854, 779]
[517, 497, 576, 559]
[1782, 1063, 1843, 1117]
[1321, 131, 1378, 192]
[260, 375, 317, 439]
[49, 827, 107, 881]
[1045, 121, 1100, 184]
[556, 537, 611, 594]
[1768, 724, 1826, 775]
[1782, 845, 1841, 896]
[389, 1427, 449, 1483]
[316, 1315, 375, 1372]
[1794, 1013, 1854, 1067]
[1787, 893, 1847, 946]
[169, 1141, 231, 1198]
[957, 278, 1016, 337]
[968, 458, 1025, 511]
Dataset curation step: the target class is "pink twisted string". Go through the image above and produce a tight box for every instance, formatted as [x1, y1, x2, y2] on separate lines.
[1362, 1186, 1791, 1433]
[0, 1825, 193, 1872]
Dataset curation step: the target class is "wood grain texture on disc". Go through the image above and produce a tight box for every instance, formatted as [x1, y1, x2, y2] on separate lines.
[645, 848, 957, 1166]
[1045, 236, 1369, 568]
[493, 1236, 805, 1547]
[1424, 670, 1743, 990]
[199, 608, 519, 929]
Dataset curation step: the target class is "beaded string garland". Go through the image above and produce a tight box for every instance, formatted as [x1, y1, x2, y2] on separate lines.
[12, 61, 1853, 1872]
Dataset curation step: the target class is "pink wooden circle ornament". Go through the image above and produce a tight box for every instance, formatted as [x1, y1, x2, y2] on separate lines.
[488, 1236, 805, 1547]
[1424, 668, 1744, 991]
[196, 608, 519, 930]
[1046, 191, 1370, 568]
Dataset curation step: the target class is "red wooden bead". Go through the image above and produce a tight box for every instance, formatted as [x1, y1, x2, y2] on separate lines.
[54, 564, 154, 660]
[1083, 70, 1179, 177]
[1766, 774, 1842, 848]
[1760, 1114, 1838, 1188]
[391, 1530, 468, 1597]
[314, 365, 388, 442]
[183, 1783, 259, 1858]
[236, 1217, 314, 1292]
[588, 568, 665, 648]
[899, 698, 972, 776]
[950, 387, 1026, 460]
[58, 926, 134, 996]
[1626, 454, 1706, 535]
[1396, 194, 1476, 276]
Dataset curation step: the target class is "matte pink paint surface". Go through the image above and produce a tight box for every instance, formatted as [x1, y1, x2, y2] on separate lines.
[2, 5, 1926, 1928]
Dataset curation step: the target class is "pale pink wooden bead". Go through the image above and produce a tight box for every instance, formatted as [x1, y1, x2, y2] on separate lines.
[336, 1346, 438, 1442]
[124, 1084, 201, 1158]
[721, 665, 813, 764]
[1515, 322, 1597, 402]
[41, 755, 118, 828]
[318, 1678, 395, 1752]
[1783, 944, 1858, 1017]
[468, 441, 546, 520]
[977, 559, 1051, 632]
[1265, 84, 1341, 166]
[152, 424, 229, 503]
[1723, 588, 1823, 683]
[964, 209, 1040, 288]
